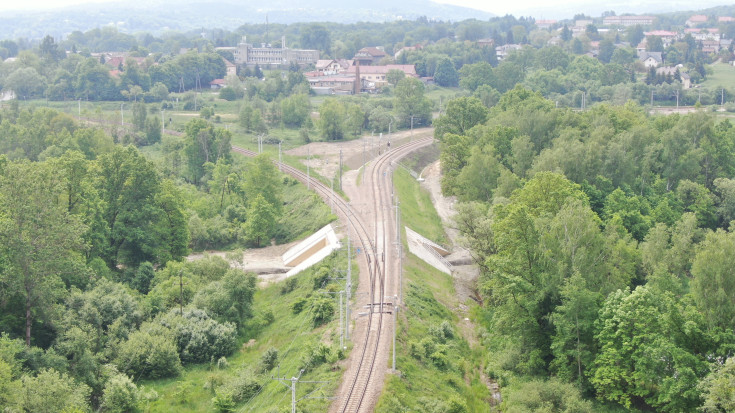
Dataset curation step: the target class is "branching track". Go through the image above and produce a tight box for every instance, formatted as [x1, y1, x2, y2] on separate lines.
[233, 136, 433, 412]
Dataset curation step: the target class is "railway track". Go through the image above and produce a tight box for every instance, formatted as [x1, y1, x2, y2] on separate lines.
[232, 136, 433, 412]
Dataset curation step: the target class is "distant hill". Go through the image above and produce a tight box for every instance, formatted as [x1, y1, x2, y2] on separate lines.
[0, 0, 494, 40]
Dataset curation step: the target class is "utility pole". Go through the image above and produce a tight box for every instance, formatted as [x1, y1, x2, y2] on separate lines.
[278, 141, 282, 171]
[339, 149, 343, 190]
[722, 88, 725, 106]
[393, 297, 398, 371]
[410, 116, 414, 140]
[120, 103, 124, 126]
[676, 90, 679, 110]
[346, 231, 351, 340]
[362, 139, 366, 168]
[178, 270, 185, 316]
[651, 90, 654, 107]
[273, 370, 331, 413]
[307, 146, 310, 190]
[161, 109, 165, 136]
[330, 177, 334, 214]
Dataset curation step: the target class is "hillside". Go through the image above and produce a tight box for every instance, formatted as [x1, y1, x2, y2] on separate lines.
[0, 0, 493, 40]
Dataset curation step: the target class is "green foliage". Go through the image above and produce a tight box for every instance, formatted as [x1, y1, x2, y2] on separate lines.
[699, 357, 735, 413]
[310, 296, 334, 327]
[161, 308, 238, 364]
[393, 77, 432, 128]
[502, 378, 593, 413]
[691, 228, 735, 330]
[20, 368, 91, 413]
[317, 98, 346, 141]
[115, 323, 182, 379]
[591, 286, 710, 411]
[101, 372, 140, 413]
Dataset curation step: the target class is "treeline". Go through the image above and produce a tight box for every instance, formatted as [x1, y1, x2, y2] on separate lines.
[0, 35, 225, 102]
[436, 88, 735, 411]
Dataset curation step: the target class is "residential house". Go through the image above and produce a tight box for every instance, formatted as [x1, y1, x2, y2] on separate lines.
[224, 59, 237, 77]
[639, 51, 663, 68]
[307, 76, 358, 95]
[209, 79, 226, 89]
[718, 16, 735, 23]
[644, 30, 678, 48]
[316, 59, 342, 75]
[686, 15, 708, 27]
[702, 40, 721, 54]
[656, 66, 678, 77]
[344, 64, 417, 89]
[353, 47, 387, 66]
[685, 28, 720, 41]
[234, 36, 319, 67]
[680, 72, 691, 89]
[496, 44, 522, 61]
[603, 15, 655, 26]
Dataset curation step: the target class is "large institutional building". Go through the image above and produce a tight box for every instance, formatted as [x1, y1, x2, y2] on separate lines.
[234, 36, 319, 67]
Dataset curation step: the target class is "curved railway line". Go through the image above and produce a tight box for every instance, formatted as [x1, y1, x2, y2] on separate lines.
[233, 135, 433, 412]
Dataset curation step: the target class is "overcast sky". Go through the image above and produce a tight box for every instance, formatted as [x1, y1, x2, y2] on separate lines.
[2, 0, 734, 19]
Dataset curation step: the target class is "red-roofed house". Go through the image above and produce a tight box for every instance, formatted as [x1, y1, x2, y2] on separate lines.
[686, 15, 708, 27]
[353, 47, 387, 66]
[210, 79, 226, 89]
[718, 16, 735, 23]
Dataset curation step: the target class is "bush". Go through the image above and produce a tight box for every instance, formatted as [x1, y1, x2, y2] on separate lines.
[312, 267, 331, 290]
[115, 324, 182, 379]
[259, 347, 279, 372]
[292, 298, 307, 314]
[310, 296, 334, 327]
[161, 309, 238, 363]
[101, 373, 140, 413]
[219, 87, 239, 101]
[280, 277, 298, 294]
[219, 369, 261, 402]
[502, 378, 593, 413]
[20, 368, 91, 413]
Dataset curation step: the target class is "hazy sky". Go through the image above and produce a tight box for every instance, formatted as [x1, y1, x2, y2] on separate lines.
[1, 0, 734, 18]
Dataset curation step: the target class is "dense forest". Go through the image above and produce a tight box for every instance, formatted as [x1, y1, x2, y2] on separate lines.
[436, 88, 735, 411]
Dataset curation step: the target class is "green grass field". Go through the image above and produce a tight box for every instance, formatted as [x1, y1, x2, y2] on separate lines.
[701, 63, 735, 88]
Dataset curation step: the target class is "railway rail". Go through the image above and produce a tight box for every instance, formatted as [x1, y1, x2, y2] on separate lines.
[232, 136, 433, 412]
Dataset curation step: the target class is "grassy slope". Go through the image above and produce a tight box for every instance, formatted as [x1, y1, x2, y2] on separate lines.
[701, 62, 735, 88]
[142, 251, 357, 412]
[375, 167, 491, 412]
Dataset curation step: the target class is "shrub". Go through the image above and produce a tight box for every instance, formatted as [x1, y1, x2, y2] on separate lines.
[101, 373, 140, 413]
[292, 298, 307, 314]
[212, 390, 235, 413]
[503, 378, 593, 413]
[219, 369, 261, 402]
[115, 325, 181, 379]
[161, 309, 238, 363]
[20, 368, 91, 413]
[259, 347, 279, 372]
[280, 277, 298, 294]
[312, 267, 331, 290]
[310, 296, 334, 327]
